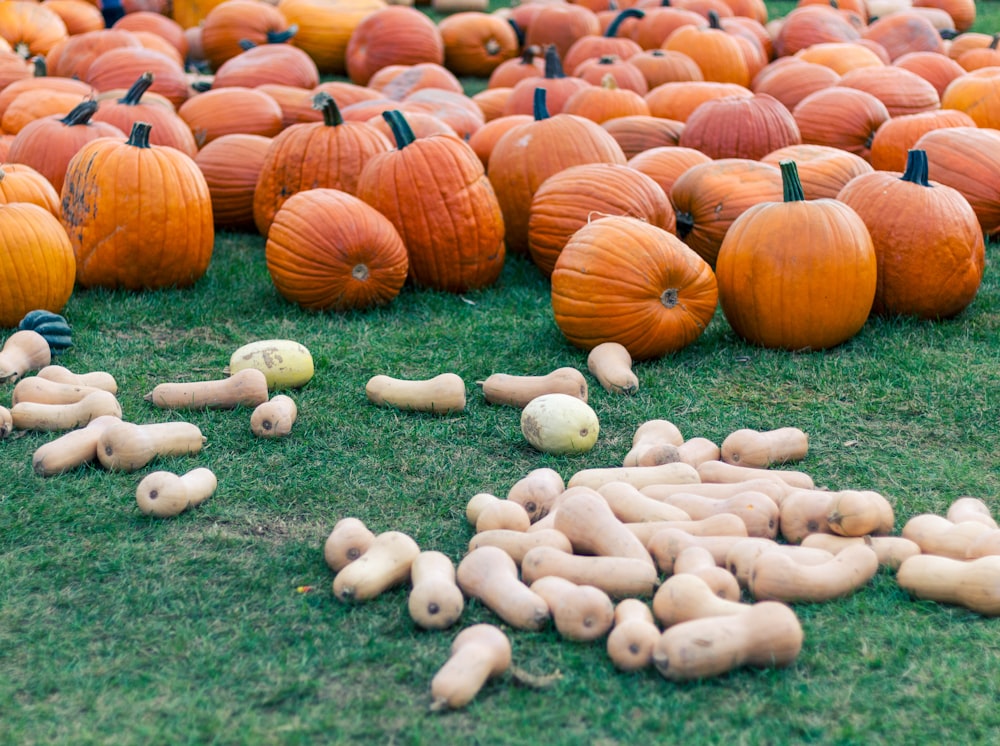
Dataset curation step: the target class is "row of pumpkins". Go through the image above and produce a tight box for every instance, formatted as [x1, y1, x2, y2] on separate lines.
[0, 0, 995, 357]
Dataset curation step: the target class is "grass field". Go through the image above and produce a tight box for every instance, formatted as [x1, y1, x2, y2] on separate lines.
[2, 2, 1000, 744]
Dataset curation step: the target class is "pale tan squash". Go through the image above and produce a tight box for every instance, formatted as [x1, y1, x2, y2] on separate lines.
[901, 514, 993, 559]
[456, 545, 551, 630]
[596, 481, 691, 524]
[720, 427, 808, 467]
[624, 513, 749, 545]
[475, 497, 532, 533]
[36, 364, 118, 393]
[826, 490, 895, 537]
[468, 528, 574, 564]
[135, 467, 218, 518]
[12, 376, 102, 406]
[11, 389, 122, 431]
[529, 575, 615, 642]
[649, 490, 780, 539]
[651, 573, 748, 628]
[478, 366, 587, 407]
[31, 414, 122, 476]
[646, 528, 760, 575]
[408, 551, 465, 630]
[0, 405, 12, 439]
[323, 517, 376, 572]
[566, 462, 700, 491]
[674, 545, 741, 601]
[675, 437, 722, 468]
[520, 546, 659, 598]
[725, 538, 835, 588]
[606, 599, 660, 671]
[552, 487, 654, 565]
[642, 477, 789, 507]
[946, 497, 998, 529]
[96, 421, 206, 472]
[0, 330, 51, 384]
[966, 530, 1000, 559]
[748, 543, 879, 603]
[697, 459, 815, 490]
[465, 492, 499, 526]
[622, 419, 684, 467]
[332, 531, 421, 602]
[587, 342, 638, 395]
[778, 488, 835, 543]
[366, 372, 467, 414]
[506, 467, 564, 522]
[430, 624, 511, 711]
[145, 368, 270, 410]
[250, 394, 297, 437]
[800, 533, 921, 570]
[896, 554, 1000, 616]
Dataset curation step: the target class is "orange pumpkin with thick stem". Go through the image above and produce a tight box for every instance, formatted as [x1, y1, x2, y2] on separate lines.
[503, 44, 593, 117]
[760, 144, 873, 200]
[716, 160, 876, 351]
[92, 72, 198, 158]
[664, 10, 750, 87]
[563, 8, 645, 73]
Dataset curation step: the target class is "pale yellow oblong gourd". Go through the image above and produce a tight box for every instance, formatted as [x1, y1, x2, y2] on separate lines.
[520, 546, 658, 599]
[135, 467, 218, 518]
[567, 462, 700, 491]
[12, 376, 103, 406]
[456, 546, 551, 630]
[901, 514, 994, 559]
[946, 497, 998, 529]
[479, 366, 587, 407]
[0, 330, 51, 384]
[0, 405, 12, 439]
[11, 389, 122, 431]
[552, 487, 653, 565]
[698, 459, 815, 490]
[36, 364, 118, 393]
[366, 372, 466, 414]
[673, 545, 741, 601]
[896, 554, 1000, 616]
[801, 533, 921, 570]
[468, 528, 573, 565]
[651, 572, 748, 628]
[748, 543, 879, 603]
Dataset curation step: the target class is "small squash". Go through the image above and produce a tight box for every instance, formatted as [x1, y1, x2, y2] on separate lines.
[725, 538, 835, 589]
[675, 437, 723, 468]
[16, 309, 72, 355]
[135, 467, 218, 518]
[225, 339, 315, 390]
[901, 514, 993, 559]
[520, 393, 600, 455]
[520, 546, 659, 598]
[827, 490, 895, 537]
[529, 575, 615, 642]
[456, 545, 551, 630]
[479, 366, 588, 407]
[674, 545, 742, 602]
[36, 364, 117, 393]
[650, 490, 780, 539]
[0, 404, 12, 439]
[12, 375, 103, 406]
[606, 599, 661, 671]
[596, 481, 691, 524]
[506, 467, 565, 522]
[800, 533, 921, 570]
[31, 414, 122, 477]
[11, 389, 122, 431]
[145, 368, 270, 410]
[96, 421, 207, 472]
[332, 530, 421, 602]
[566, 462, 700, 490]
[642, 477, 789, 507]
[748, 543, 879, 603]
[896, 554, 1000, 616]
[250, 394, 298, 438]
[468, 528, 574, 566]
[323, 518, 376, 572]
[645, 528, 754, 575]
[365, 372, 466, 414]
[651, 573, 748, 629]
[0, 329, 51, 384]
[624, 513, 749, 546]
[622, 419, 684, 467]
[430, 624, 512, 711]
[946, 497, 998, 529]
[697, 458, 815, 490]
[474, 496, 532, 533]
[720, 427, 809, 467]
[552, 487, 654, 565]
[587, 341, 639, 395]
[408, 551, 465, 630]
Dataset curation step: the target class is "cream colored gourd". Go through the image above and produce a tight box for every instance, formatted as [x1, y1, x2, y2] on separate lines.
[749, 543, 879, 603]
[651, 572, 748, 628]
[12, 376, 103, 406]
[597, 481, 691, 524]
[465, 492, 499, 526]
[0, 330, 51, 383]
[901, 514, 993, 559]
[946, 497, 998, 529]
[408, 551, 465, 630]
[97, 421, 207, 472]
[0, 405, 11, 438]
[779, 488, 835, 543]
[430, 624, 511, 711]
[673, 545, 741, 601]
[675, 437, 722, 468]
[476, 497, 532, 533]
[529, 575, 615, 642]
[646, 528, 756, 575]
[642, 477, 789, 506]
[552, 487, 654, 565]
[966, 530, 1000, 559]
[506, 467, 564, 522]
[827, 490, 895, 537]
[651, 490, 780, 539]
[896, 554, 1000, 616]
[587, 342, 638, 395]
[698, 459, 815, 489]
[31, 414, 122, 476]
[323, 517, 376, 572]
[800, 533, 921, 570]
[37, 364, 118, 393]
[146, 368, 270, 410]
[725, 538, 835, 588]
[332, 531, 421, 602]
[11, 389, 122, 431]
[720, 427, 809, 467]
[652, 601, 804, 681]
[566, 462, 700, 491]
[468, 528, 574, 565]
[225, 338, 314, 389]
[623, 419, 683, 467]
[250, 394, 297, 437]
[366, 372, 466, 414]
[606, 599, 660, 671]
[521, 393, 599, 455]
[624, 513, 749, 546]
[520, 546, 659, 598]
[479, 366, 588, 407]
[456, 546, 551, 630]
[135, 467, 218, 518]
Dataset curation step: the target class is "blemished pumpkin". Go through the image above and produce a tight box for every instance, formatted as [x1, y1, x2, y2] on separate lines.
[60, 121, 214, 291]
[265, 188, 408, 311]
[551, 216, 718, 360]
[716, 160, 877, 351]
[835, 149, 985, 320]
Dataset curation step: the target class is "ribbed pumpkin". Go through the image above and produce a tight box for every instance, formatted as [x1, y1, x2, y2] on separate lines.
[345, 5, 444, 86]
[940, 66, 1000, 129]
[867, 109, 977, 172]
[550, 216, 718, 360]
[503, 44, 593, 117]
[177, 86, 284, 147]
[678, 92, 801, 160]
[793, 41, 885, 76]
[601, 115, 685, 160]
[0, 201, 75, 327]
[562, 8, 645, 73]
[627, 145, 712, 198]
[836, 66, 941, 117]
[562, 74, 651, 124]
[199, 0, 297, 71]
[772, 3, 862, 58]
[44, 28, 141, 79]
[0, 162, 61, 217]
[628, 6, 705, 51]
[275, 0, 385, 75]
[664, 11, 751, 87]
[893, 50, 967, 98]
[528, 162, 675, 277]
[716, 161, 876, 351]
[60, 121, 214, 290]
[0, 0, 68, 58]
[793, 86, 890, 161]
[194, 133, 272, 231]
[760, 144, 873, 200]
[84, 46, 190, 108]
[644, 80, 752, 122]
[573, 54, 649, 95]
[751, 58, 840, 113]
[265, 188, 408, 311]
[487, 45, 546, 90]
[438, 11, 520, 78]
[212, 41, 320, 90]
[523, 2, 601, 61]
[836, 149, 985, 320]
[356, 110, 505, 293]
[861, 10, 946, 61]
[253, 92, 392, 236]
[627, 49, 704, 89]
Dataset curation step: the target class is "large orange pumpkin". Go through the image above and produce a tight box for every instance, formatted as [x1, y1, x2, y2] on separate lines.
[194, 133, 272, 232]
[438, 11, 520, 78]
[550, 216, 718, 360]
[0, 163, 61, 216]
[199, 0, 296, 71]
[678, 92, 800, 160]
[940, 66, 1000, 129]
[345, 5, 443, 86]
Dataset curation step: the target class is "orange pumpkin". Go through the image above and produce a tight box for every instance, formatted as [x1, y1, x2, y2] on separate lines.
[345, 5, 444, 86]
[913, 0, 976, 34]
[0, 0, 68, 58]
[760, 144, 873, 200]
[627, 48, 704, 89]
[893, 51, 967, 98]
[772, 4, 862, 58]
[177, 86, 284, 148]
[111, 11, 188, 60]
[836, 65, 941, 117]
[862, 10, 946, 61]
[0, 163, 61, 216]
[84, 46, 190, 108]
[563, 8, 645, 73]
[793, 41, 884, 76]
[573, 54, 649, 94]
[438, 11, 520, 78]
[275, 0, 384, 76]
[503, 44, 593, 117]
[199, 0, 296, 71]
[941, 66, 1000, 129]
[752, 58, 839, 113]
[628, 6, 705, 51]
[487, 45, 546, 90]
[793, 86, 890, 161]
[678, 92, 800, 160]
[867, 108, 977, 172]
[627, 145, 712, 198]
[601, 115, 684, 160]
[644, 80, 752, 122]
[664, 10, 751, 87]
[562, 74, 650, 124]
[523, 2, 601, 61]
[44, 28, 141, 80]
[211, 41, 320, 90]
[194, 133, 272, 231]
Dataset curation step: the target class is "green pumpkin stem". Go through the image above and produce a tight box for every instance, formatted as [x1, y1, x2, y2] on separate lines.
[900, 149, 931, 187]
[32, 55, 46, 77]
[543, 44, 565, 79]
[120, 72, 155, 105]
[508, 19, 525, 48]
[779, 160, 805, 202]
[312, 91, 343, 126]
[127, 121, 153, 148]
[61, 99, 99, 126]
[708, 9, 723, 29]
[383, 110, 416, 149]
[533, 87, 550, 121]
[266, 24, 298, 44]
[605, 8, 644, 37]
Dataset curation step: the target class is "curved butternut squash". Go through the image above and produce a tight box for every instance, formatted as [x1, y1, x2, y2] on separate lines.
[720, 427, 808, 467]
[646, 528, 758, 575]
[946, 497, 997, 529]
[800, 533, 921, 570]
[675, 437, 722, 468]
[966, 530, 1000, 559]
[529, 575, 615, 642]
[478, 366, 587, 407]
[468, 528, 574, 565]
[12, 376, 102, 406]
[748, 543, 879, 603]
[642, 477, 789, 507]
[778, 488, 835, 543]
[250, 394, 297, 437]
[465, 492, 499, 526]
[135, 467, 218, 518]
[36, 364, 118, 393]
[606, 599, 660, 671]
[896, 554, 1000, 616]
[430, 624, 511, 711]
[697, 459, 815, 490]
[625, 513, 749, 545]
[901, 514, 993, 559]
[145, 367, 270, 410]
[0, 330, 51, 384]
[31, 414, 122, 477]
[566, 462, 700, 491]
[651, 572, 747, 628]
[652, 601, 803, 681]
[506, 467, 564, 522]
[0, 405, 11, 439]
[96, 421, 207, 472]
[587, 342, 638, 395]
[552, 487, 653, 565]
[623, 420, 683, 466]
[11, 389, 122, 431]
[725, 538, 835, 588]
[827, 490, 894, 537]
[521, 546, 659, 598]
[332, 530, 421, 602]
[323, 517, 376, 572]
[597, 481, 691, 524]
[476, 497, 532, 533]
[650, 490, 780, 539]
[366, 372, 466, 414]
[674, 545, 741, 601]
[408, 551, 465, 630]
[456, 546, 550, 630]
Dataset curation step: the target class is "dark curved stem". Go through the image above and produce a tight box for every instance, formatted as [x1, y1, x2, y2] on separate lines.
[382, 110, 415, 149]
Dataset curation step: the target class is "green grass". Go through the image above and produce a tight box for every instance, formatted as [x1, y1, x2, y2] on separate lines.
[3, 2, 1000, 744]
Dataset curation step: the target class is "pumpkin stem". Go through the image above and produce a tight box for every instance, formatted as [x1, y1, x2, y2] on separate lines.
[60, 99, 99, 126]
[779, 160, 805, 202]
[31, 55, 46, 77]
[675, 211, 693, 239]
[266, 24, 298, 44]
[119, 71, 155, 105]
[600, 73, 619, 90]
[508, 18, 525, 48]
[900, 149, 931, 187]
[605, 8, 645, 38]
[533, 87, 550, 121]
[127, 121, 153, 148]
[707, 10, 722, 30]
[383, 109, 416, 149]
[313, 91, 344, 126]
[991, 33, 1000, 50]
[543, 44, 565, 79]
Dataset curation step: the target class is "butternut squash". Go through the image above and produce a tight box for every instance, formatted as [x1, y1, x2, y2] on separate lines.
[521, 546, 659, 598]
[478, 366, 587, 407]
[642, 477, 791, 509]
[456, 546, 550, 630]
[566, 462, 700, 491]
[901, 514, 993, 559]
[429, 624, 511, 711]
[587, 342, 638, 395]
[651, 572, 747, 628]
[468, 528, 574, 565]
[408, 551, 465, 630]
[31, 414, 122, 477]
[778, 488, 835, 543]
[36, 364, 118, 393]
[332, 530, 421, 602]
[476, 497, 532, 533]
[826, 490, 895, 537]
[323, 517, 376, 572]
[366, 372, 467, 414]
[12, 376, 103, 406]
[0, 330, 51, 384]
[646, 528, 755, 575]
[725, 538, 835, 588]
[624, 513, 749, 545]
[529, 575, 615, 642]
[465, 492, 499, 526]
[11, 389, 123, 431]
[0, 405, 11, 439]
[649, 490, 780, 539]
[135, 467, 218, 518]
[800, 533, 921, 570]
[145, 367, 270, 410]
[674, 545, 741, 601]
[597, 481, 691, 524]
[946, 497, 998, 529]
[652, 601, 803, 681]
[623, 419, 684, 467]
[606, 599, 660, 671]
[96, 421, 207, 472]
[748, 543, 879, 603]
[506, 467, 564, 522]
[720, 427, 809, 467]
[697, 459, 815, 490]
[966, 530, 1000, 559]
[551, 487, 654, 565]
[675, 437, 722, 468]
[896, 554, 1000, 616]
[250, 394, 297, 437]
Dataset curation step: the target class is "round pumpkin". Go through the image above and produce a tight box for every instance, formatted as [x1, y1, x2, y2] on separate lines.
[678, 92, 801, 161]
[345, 5, 444, 86]
[0, 162, 61, 217]
[194, 133, 272, 231]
